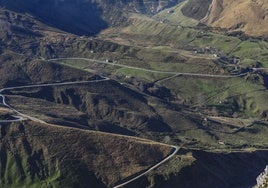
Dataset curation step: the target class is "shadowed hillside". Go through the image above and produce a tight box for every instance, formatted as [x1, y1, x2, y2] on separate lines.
[128, 149, 268, 188]
[0, 0, 182, 36]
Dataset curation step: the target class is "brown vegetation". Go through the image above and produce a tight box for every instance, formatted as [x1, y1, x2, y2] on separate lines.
[0, 121, 172, 187]
[205, 0, 268, 37]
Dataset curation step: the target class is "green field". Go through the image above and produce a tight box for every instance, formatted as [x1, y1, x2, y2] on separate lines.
[154, 0, 199, 27]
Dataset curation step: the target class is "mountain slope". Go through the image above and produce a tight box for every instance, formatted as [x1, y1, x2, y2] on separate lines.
[1, 1, 268, 188]
[203, 0, 268, 37]
[0, 0, 182, 36]
[0, 121, 172, 187]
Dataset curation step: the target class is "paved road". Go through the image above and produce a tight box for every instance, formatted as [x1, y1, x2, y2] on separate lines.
[113, 145, 180, 188]
[48, 57, 247, 78]
[0, 94, 7, 106]
[0, 77, 109, 92]
[252, 68, 268, 71]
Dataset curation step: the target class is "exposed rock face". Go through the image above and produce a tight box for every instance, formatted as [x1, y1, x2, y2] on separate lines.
[256, 165, 268, 188]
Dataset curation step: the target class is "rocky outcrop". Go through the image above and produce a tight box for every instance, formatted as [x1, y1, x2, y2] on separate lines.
[255, 165, 268, 188]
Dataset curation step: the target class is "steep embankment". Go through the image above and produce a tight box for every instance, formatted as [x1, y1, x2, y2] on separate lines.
[0, 121, 172, 187]
[0, 0, 182, 36]
[203, 0, 268, 37]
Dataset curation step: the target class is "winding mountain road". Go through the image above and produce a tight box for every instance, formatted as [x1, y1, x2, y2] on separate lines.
[1, 56, 264, 186]
[0, 76, 180, 187]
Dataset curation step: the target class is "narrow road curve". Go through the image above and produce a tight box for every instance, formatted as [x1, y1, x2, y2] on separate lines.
[48, 57, 248, 78]
[113, 145, 179, 188]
